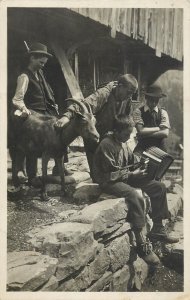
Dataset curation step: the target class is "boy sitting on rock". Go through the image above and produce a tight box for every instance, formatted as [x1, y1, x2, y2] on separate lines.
[93, 115, 178, 265]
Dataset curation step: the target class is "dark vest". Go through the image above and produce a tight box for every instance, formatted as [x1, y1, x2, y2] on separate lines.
[137, 106, 166, 151]
[23, 69, 57, 115]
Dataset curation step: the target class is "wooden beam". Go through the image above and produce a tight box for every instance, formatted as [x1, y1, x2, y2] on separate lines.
[50, 41, 84, 100]
[93, 59, 96, 91]
[74, 51, 79, 82]
[137, 63, 142, 102]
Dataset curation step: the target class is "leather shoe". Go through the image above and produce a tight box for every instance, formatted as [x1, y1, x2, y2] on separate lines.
[149, 225, 179, 244]
[136, 240, 160, 265]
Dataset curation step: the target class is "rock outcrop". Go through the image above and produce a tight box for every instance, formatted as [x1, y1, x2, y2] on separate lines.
[7, 180, 183, 292]
[7, 251, 58, 291]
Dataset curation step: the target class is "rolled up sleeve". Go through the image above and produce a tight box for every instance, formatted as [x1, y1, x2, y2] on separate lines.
[133, 108, 144, 126]
[85, 82, 115, 114]
[160, 109, 170, 129]
[12, 74, 29, 110]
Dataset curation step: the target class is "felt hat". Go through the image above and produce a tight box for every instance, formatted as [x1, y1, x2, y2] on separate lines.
[145, 84, 166, 98]
[28, 42, 52, 57]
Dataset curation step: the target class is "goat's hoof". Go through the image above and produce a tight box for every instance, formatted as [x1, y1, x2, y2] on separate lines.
[41, 192, 50, 202]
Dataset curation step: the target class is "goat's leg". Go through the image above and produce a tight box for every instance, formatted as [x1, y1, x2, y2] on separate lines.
[26, 154, 38, 186]
[12, 149, 24, 187]
[41, 153, 50, 201]
[54, 156, 66, 197]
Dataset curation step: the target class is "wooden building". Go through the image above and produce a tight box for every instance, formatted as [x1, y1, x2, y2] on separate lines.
[8, 7, 183, 111]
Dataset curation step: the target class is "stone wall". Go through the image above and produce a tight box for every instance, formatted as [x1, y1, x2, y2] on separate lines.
[7, 197, 149, 292]
[7, 170, 183, 292]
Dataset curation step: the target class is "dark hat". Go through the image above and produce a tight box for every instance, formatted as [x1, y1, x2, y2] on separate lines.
[145, 84, 166, 98]
[28, 42, 52, 57]
[118, 74, 138, 89]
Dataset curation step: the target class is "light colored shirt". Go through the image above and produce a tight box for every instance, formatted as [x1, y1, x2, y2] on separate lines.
[12, 72, 39, 110]
[133, 105, 170, 129]
[12, 74, 29, 110]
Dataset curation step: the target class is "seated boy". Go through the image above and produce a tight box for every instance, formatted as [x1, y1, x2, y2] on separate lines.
[93, 115, 178, 265]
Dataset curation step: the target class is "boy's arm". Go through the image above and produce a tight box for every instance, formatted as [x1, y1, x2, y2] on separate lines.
[136, 108, 170, 138]
[56, 82, 115, 127]
[12, 74, 31, 115]
[134, 107, 167, 137]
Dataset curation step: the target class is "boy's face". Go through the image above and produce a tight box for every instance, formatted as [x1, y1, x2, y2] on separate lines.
[117, 126, 133, 143]
[116, 84, 137, 102]
[30, 56, 48, 71]
[146, 96, 159, 110]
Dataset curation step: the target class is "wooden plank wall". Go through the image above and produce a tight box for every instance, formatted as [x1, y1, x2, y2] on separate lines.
[70, 8, 183, 62]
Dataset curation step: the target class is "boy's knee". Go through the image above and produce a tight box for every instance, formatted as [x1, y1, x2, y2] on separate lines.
[127, 188, 140, 200]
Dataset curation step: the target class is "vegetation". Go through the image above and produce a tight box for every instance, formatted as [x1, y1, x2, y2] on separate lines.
[156, 70, 183, 155]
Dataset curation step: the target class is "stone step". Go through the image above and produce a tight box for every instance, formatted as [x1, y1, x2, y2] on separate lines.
[27, 222, 99, 282]
[164, 216, 183, 264]
[167, 185, 183, 220]
[7, 251, 58, 291]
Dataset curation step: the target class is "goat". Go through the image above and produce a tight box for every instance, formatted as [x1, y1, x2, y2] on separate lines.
[12, 98, 99, 201]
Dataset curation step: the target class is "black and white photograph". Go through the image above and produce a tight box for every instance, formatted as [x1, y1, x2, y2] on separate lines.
[0, 1, 190, 299]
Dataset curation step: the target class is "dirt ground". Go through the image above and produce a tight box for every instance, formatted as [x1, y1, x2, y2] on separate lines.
[7, 188, 85, 252]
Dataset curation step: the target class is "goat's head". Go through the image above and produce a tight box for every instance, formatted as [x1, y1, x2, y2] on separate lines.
[65, 98, 100, 143]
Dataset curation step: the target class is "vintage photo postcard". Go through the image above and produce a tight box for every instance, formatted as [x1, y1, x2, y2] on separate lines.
[0, 0, 190, 300]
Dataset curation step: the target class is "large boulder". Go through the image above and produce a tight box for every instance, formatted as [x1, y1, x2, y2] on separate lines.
[66, 153, 90, 173]
[56, 278, 79, 291]
[110, 265, 130, 291]
[74, 247, 111, 290]
[58, 247, 111, 291]
[86, 271, 113, 292]
[30, 172, 91, 190]
[73, 182, 101, 203]
[7, 251, 58, 291]
[28, 222, 99, 281]
[106, 234, 131, 272]
[68, 198, 128, 235]
[167, 193, 183, 220]
[99, 222, 131, 244]
[132, 257, 149, 290]
[40, 275, 59, 291]
[164, 215, 183, 267]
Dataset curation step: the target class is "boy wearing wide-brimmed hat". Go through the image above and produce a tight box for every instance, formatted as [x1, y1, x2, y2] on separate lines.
[133, 83, 170, 154]
[10, 42, 67, 185]
[12, 42, 58, 117]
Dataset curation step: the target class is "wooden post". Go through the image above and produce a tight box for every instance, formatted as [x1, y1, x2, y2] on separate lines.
[51, 41, 84, 100]
[123, 56, 131, 74]
[93, 58, 96, 91]
[137, 63, 141, 102]
[74, 51, 79, 82]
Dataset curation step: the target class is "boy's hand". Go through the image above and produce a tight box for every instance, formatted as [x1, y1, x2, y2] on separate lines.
[21, 106, 31, 116]
[131, 168, 147, 179]
[55, 116, 70, 128]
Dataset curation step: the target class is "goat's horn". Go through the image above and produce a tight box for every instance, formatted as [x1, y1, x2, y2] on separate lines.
[84, 102, 93, 115]
[65, 98, 88, 114]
